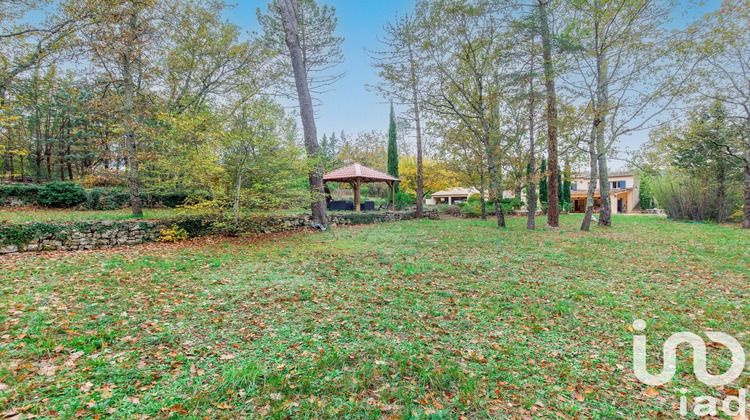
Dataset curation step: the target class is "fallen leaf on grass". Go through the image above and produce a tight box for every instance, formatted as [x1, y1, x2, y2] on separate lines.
[1, 409, 21, 420]
[644, 388, 659, 397]
[161, 404, 188, 415]
[38, 362, 57, 377]
[65, 351, 85, 367]
[80, 382, 93, 392]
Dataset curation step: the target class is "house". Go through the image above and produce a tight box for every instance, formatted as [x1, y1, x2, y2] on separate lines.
[426, 187, 525, 205]
[570, 172, 639, 214]
[428, 187, 477, 205]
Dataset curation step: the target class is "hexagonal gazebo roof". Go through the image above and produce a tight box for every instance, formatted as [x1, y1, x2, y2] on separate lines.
[323, 163, 401, 211]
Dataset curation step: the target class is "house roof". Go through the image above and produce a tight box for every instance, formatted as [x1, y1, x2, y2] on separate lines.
[323, 163, 401, 183]
[431, 187, 479, 198]
[572, 171, 635, 180]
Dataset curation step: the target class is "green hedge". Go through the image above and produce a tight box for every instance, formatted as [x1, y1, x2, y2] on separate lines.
[37, 182, 88, 208]
[85, 190, 212, 210]
[460, 197, 525, 217]
[0, 184, 42, 203]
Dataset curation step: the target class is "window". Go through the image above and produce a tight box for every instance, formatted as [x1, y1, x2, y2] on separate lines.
[612, 180, 627, 189]
[572, 183, 577, 191]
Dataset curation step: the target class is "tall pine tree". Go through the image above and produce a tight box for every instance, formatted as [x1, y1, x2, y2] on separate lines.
[387, 101, 399, 193]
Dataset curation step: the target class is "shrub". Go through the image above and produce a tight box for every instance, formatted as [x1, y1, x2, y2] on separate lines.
[86, 189, 102, 210]
[151, 191, 211, 208]
[444, 205, 463, 217]
[173, 216, 217, 237]
[0, 184, 42, 205]
[394, 191, 415, 210]
[728, 208, 744, 224]
[651, 173, 738, 223]
[499, 198, 524, 215]
[157, 225, 189, 243]
[460, 200, 493, 217]
[467, 194, 483, 204]
[37, 182, 87, 208]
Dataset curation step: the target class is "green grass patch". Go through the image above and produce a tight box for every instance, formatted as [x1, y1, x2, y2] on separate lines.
[1, 215, 748, 418]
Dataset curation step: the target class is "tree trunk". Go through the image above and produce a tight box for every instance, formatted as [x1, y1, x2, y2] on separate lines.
[538, 0, 559, 228]
[67, 143, 73, 181]
[594, 17, 611, 227]
[581, 127, 599, 231]
[408, 40, 424, 219]
[527, 48, 537, 230]
[233, 166, 243, 225]
[35, 125, 42, 183]
[480, 172, 487, 220]
[122, 1, 143, 217]
[485, 138, 505, 228]
[278, 0, 328, 228]
[46, 145, 52, 181]
[716, 159, 728, 223]
[744, 157, 750, 229]
[596, 133, 611, 226]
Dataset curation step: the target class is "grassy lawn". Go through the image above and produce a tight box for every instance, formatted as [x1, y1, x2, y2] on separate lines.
[0, 208, 305, 223]
[1, 215, 748, 418]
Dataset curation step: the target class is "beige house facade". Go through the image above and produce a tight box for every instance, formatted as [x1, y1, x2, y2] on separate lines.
[570, 172, 639, 214]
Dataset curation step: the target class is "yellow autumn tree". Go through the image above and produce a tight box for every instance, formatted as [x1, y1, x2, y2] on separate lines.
[399, 156, 459, 197]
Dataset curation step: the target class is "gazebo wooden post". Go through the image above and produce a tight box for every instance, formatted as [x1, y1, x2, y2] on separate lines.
[354, 179, 361, 212]
[389, 181, 395, 211]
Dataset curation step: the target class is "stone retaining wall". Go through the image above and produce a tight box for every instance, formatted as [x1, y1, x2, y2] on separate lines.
[0, 209, 439, 254]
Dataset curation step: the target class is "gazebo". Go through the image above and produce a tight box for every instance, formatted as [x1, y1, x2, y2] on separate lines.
[323, 163, 401, 211]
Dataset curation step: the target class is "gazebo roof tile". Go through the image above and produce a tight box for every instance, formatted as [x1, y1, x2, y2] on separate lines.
[323, 163, 401, 183]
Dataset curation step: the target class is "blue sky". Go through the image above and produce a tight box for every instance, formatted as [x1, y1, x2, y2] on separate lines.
[228, 1, 719, 168]
[228, 1, 417, 142]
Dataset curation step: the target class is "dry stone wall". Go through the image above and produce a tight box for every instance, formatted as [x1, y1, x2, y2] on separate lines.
[0, 209, 439, 255]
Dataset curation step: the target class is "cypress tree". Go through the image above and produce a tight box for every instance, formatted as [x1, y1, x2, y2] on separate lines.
[387, 101, 399, 192]
[525, 162, 531, 204]
[539, 158, 548, 205]
[563, 162, 572, 209]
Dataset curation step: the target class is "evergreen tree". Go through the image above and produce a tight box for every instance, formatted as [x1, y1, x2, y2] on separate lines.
[328, 132, 338, 157]
[320, 133, 330, 169]
[525, 162, 531, 205]
[557, 172, 563, 206]
[539, 158, 548, 206]
[638, 174, 655, 210]
[387, 101, 399, 192]
[563, 162, 572, 210]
